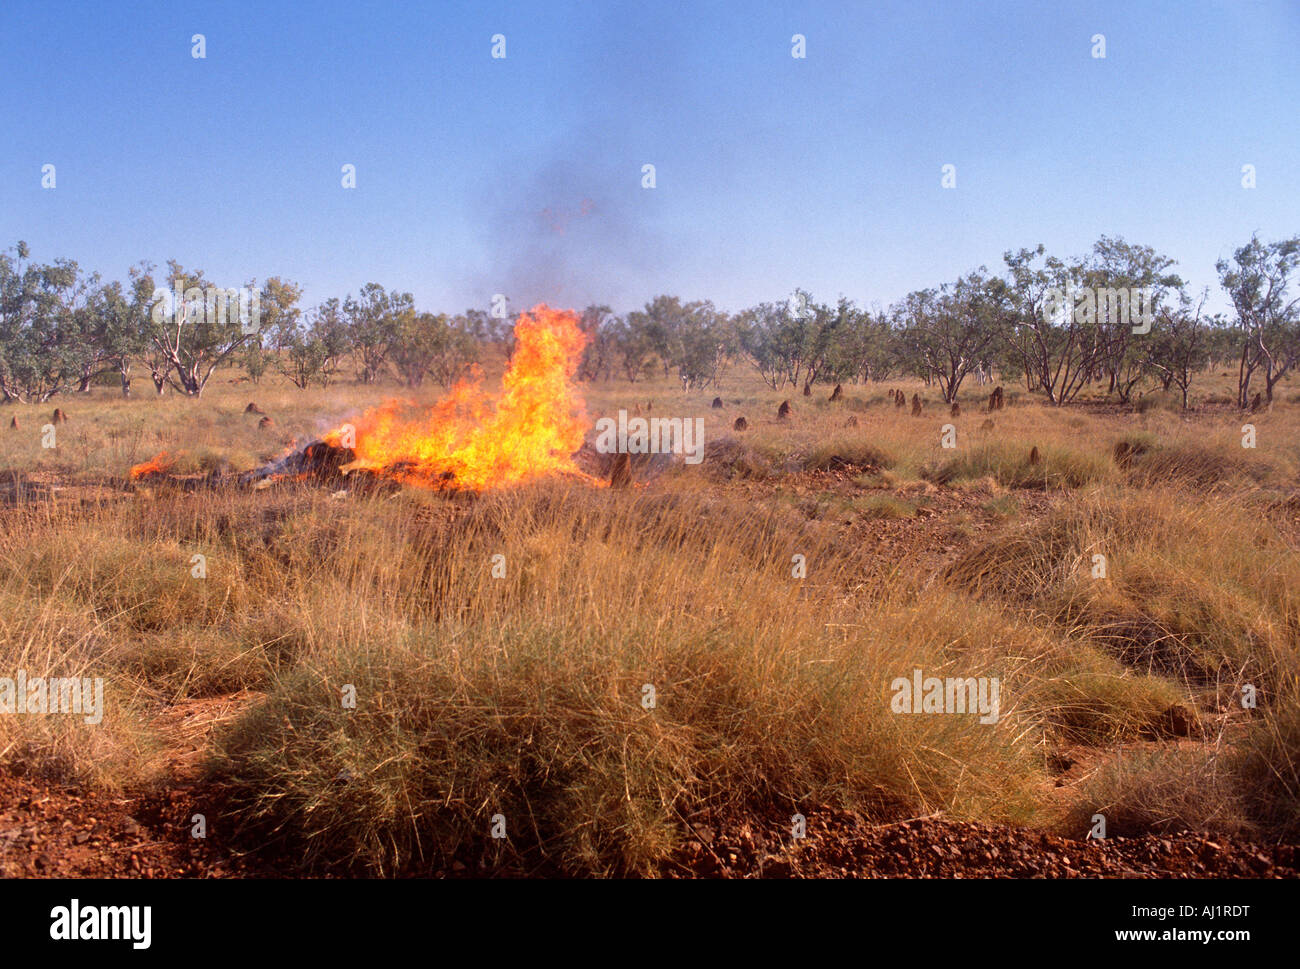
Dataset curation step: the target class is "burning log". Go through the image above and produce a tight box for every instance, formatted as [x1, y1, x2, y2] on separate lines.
[238, 439, 356, 488]
[243, 307, 607, 493]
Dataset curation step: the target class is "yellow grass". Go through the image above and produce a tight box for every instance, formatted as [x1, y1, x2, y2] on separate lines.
[1, 361, 1297, 871]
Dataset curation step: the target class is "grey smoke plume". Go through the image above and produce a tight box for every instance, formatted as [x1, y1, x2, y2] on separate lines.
[469, 7, 694, 314]
[471, 137, 666, 314]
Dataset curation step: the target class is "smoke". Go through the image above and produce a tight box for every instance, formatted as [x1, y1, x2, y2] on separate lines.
[469, 7, 693, 315]
[471, 138, 666, 314]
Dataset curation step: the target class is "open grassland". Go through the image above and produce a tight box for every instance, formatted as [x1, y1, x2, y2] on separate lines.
[1, 364, 1298, 874]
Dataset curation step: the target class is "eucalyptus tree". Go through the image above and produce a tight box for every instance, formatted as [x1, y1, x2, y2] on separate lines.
[1000, 245, 1100, 405]
[1080, 236, 1183, 402]
[1217, 235, 1300, 406]
[896, 270, 1007, 403]
[145, 261, 265, 396]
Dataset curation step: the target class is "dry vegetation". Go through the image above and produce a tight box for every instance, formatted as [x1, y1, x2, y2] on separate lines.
[1, 363, 1298, 874]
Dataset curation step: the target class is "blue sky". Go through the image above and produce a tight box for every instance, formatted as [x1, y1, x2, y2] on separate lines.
[1, 0, 1297, 317]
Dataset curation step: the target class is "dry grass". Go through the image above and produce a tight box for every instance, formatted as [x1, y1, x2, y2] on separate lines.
[2, 363, 1299, 872]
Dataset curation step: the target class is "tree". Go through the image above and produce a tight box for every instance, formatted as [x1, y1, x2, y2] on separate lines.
[1217, 235, 1300, 406]
[737, 291, 841, 390]
[1080, 236, 1183, 402]
[345, 284, 411, 384]
[611, 315, 657, 382]
[90, 278, 148, 397]
[311, 298, 352, 386]
[253, 276, 303, 386]
[388, 311, 478, 388]
[0, 242, 87, 402]
[736, 300, 796, 389]
[816, 300, 882, 383]
[673, 300, 734, 389]
[844, 305, 902, 383]
[460, 306, 512, 348]
[145, 261, 261, 397]
[896, 270, 1005, 403]
[1001, 245, 1101, 405]
[274, 298, 344, 391]
[1147, 292, 1212, 410]
[577, 305, 616, 381]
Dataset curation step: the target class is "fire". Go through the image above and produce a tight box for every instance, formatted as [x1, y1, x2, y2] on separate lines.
[129, 451, 175, 479]
[325, 304, 599, 490]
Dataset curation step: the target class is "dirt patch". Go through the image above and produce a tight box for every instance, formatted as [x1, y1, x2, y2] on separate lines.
[0, 769, 277, 878]
[666, 812, 1298, 878]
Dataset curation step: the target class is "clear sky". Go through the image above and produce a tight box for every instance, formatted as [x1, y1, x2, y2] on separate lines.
[1, 0, 1297, 317]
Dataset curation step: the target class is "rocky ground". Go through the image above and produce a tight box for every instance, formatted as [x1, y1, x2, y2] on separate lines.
[3, 766, 1294, 879]
[668, 811, 1298, 878]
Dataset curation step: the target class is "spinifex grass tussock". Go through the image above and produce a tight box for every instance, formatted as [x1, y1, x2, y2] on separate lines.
[1235, 687, 1300, 841]
[1027, 644, 1186, 745]
[0, 585, 157, 788]
[924, 441, 1113, 489]
[1121, 438, 1294, 491]
[1061, 744, 1255, 840]
[208, 485, 1053, 874]
[802, 439, 895, 473]
[944, 489, 1299, 691]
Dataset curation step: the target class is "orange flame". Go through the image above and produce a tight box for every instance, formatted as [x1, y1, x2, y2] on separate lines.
[129, 451, 175, 479]
[326, 304, 598, 490]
